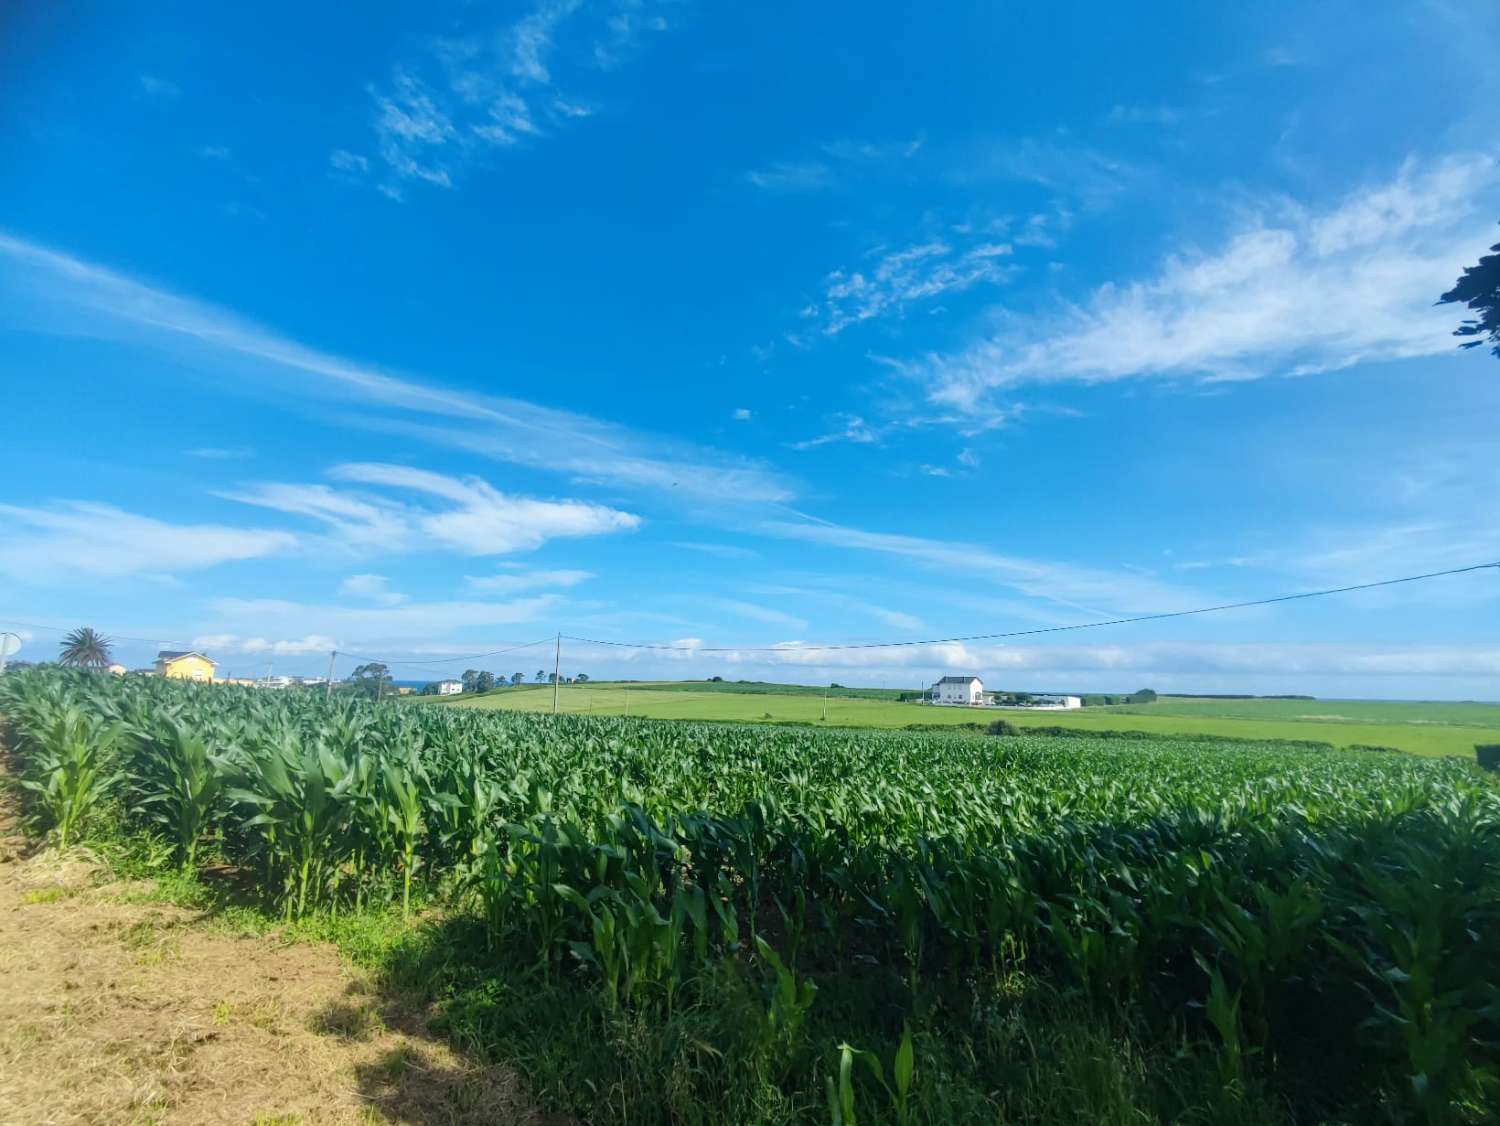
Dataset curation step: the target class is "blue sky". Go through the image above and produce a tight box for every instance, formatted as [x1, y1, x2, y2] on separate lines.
[3, 0, 1499, 697]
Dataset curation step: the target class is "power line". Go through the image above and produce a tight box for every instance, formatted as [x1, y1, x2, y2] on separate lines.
[5, 559, 1496, 669]
[561, 559, 1500, 654]
[0, 617, 193, 647]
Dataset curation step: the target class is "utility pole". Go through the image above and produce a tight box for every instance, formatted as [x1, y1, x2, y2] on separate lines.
[551, 633, 561, 715]
[325, 650, 337, 700]
[624, 685, 629, 717]
[377, 669, 385, 705]
[822, 686, 828, 722]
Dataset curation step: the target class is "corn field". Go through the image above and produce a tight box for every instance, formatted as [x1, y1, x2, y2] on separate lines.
[3, 666, 1498, 1121]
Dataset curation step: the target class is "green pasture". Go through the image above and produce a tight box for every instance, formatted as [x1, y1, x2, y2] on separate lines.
[440, 683, 1500, 758]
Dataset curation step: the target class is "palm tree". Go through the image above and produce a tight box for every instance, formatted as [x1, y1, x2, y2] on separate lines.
[58, 627, 113, 670]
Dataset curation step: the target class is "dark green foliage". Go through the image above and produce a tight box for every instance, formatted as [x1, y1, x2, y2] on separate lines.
[1439, 230, 1500, 359]
[1478, 744, 1500, 771]
[57, 626, 113, 670]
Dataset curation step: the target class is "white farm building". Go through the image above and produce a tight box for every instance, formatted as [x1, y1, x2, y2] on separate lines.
[435, 679, 464, 696]
[931, 675, 986, 706]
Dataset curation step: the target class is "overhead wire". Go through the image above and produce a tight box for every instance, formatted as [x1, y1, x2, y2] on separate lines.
[560, 559, 1500, 654]
[5, 559, 1497, 669]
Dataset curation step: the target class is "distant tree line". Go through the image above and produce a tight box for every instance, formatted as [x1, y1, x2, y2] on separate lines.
[417, 669, 592, 695]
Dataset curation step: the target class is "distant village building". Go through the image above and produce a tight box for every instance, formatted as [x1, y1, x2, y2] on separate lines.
[435, 679, 464, 696]
[1031, 694, 1083, 710]
[107, 663, 127, 677]
[154, 650, 216, 682]
[932, 675, 985, 706]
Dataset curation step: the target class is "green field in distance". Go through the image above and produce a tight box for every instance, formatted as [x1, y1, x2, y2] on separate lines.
[434, 681, 1500, 758]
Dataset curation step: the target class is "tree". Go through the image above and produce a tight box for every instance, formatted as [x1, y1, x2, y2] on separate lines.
[461, 669, 480, 693]
[58, 627, 112, 670]
[1128, 688, 1158, 704]
[511, 672, 524, 686]
[575, 672, 589, 683]
[1439, 229, 1500, 359]
[348, 662, 390, 699]
[535, 669, 546, 683]
[476, 670, 495, 692]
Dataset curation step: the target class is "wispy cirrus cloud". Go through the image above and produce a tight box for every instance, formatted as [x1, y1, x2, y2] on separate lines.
[913, 153, 1500, 414]
[746, 137, 923, 194]
[227, 463, 640, 556]
[343, 0, 676, 197]
[0, 501, 295, 584]
[339, 573, 409, 606]
[759, 518, 1210, 616]
[670, 541, 760, 561]
[813, 239, 1018, 336]
[0, 232, 794, 506]
[466, 567, 595, 595]
[696, 597, 807, 631]
[745, 160, 836, 193]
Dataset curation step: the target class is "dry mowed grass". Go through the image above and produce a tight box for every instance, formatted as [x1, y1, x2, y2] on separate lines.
[0, 813, 550, 1126]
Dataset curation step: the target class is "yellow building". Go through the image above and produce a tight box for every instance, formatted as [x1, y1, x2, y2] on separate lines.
[154, 650, 217, 682]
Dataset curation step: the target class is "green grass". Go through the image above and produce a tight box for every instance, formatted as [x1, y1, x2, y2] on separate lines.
[444, 683, 1500, 757]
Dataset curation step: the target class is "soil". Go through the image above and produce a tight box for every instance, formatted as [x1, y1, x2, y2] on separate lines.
[0, 805, 550, 1126]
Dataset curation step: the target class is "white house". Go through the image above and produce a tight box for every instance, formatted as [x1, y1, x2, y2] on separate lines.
[435, 679, 464, 696]
[1032, 694, 1083, 710]
[932, 675, 985, 706]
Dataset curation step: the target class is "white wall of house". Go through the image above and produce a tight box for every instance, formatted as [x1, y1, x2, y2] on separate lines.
[437, 680, 463, 695]
[933, 677, 984, 705]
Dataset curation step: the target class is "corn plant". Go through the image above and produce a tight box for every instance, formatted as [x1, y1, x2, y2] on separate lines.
[127, 715, 225, 868]
[15, 704, 122, 849]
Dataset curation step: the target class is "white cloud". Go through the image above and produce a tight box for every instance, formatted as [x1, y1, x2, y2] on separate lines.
[0, 233, 795, 506]
[220, 483, 408, 549]
[340, 573, 409, 606]
[359, 0, 673, 195]
[919, 153, 1500, 412]
[791, 414, 879, 450]
[818, 239, 1018, 335]
[331, 462, 640, 553]
[0, 501, 296, 583]
[194, 633, 339, 657]
[185, 447, 251, 460]
[733, 407, 752, 421]
[465, 568, 594, 594]
[224, 464, 639, 556]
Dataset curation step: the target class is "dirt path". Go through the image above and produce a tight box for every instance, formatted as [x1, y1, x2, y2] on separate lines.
[0, 811, 548, 1126]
